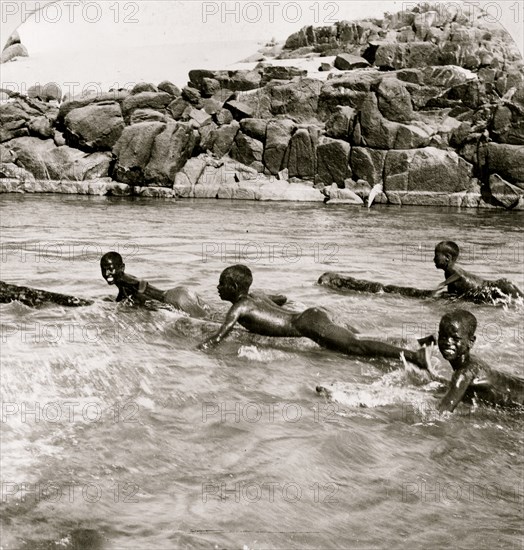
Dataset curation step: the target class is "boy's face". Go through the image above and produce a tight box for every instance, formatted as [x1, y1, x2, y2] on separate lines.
[101, 257, 124, 285]
[438, 320, 475, 363]
[434, 246, 451, 269]
[217, 273, 238, 302]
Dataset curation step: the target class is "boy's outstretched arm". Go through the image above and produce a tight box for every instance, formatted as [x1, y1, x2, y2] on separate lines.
[438, 370, 474, 413]
[199, 303, 245, 349]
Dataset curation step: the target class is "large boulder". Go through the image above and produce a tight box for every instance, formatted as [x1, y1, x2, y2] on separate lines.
[122, 92, 172, 120]
[143, 122, 197, 185]
[491, 103, 524, 145]
[209, 121, 240, 158]
[8, 136, 111, 180]
[190, 69, 262, 93]
[263, 119, 296, 175]
[240, 119, 268, 142]
[325, 106, 357, 140]
[0, 97, 46, 142]
[316, 137, 351, 185]
[157, 80, 181, 97]
[64, 101, 125, 151]
[376, 78, 413, 123]
[130, 82, 157, 95]
[269, 78, 323, 123]
[488, 174, 523, 209]
[173, 156, 208, 197]
[112, 122, 165, 184]
[384, 147, 473, 194]
[230, 132, 264, 169]
[369, 42, 439, 70]
[422, 65, 476, 88]
[350, 147, 386, 185]
[167, 97, 191, 120]
[319, 71, 381, 118]
[261, 66, 307, 85]
[28, 116, 55, 139]
[286, 127, 320, 179]
[129, 109, 168, 124]
[0, 43, 28, 64]
[334, 53, 370, 71]
[359, 94, 431, 149]
[486, 143, 524, 183]
[58, 91, 129, 121]
[3, 30, 21, 50]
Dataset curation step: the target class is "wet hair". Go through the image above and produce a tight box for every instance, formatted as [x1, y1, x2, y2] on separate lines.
[100, 251, 123, 267]
[435, 241, 459, 261]
[221, 265, 253, 293]
[439, 310, 477, 339]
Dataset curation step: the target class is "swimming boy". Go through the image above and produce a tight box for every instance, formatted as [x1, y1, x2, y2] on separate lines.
[436, 309, 524, 412]
[433, 241, 523, 303]
[199, 265, 431, 369]
[100, 252, 209, 318]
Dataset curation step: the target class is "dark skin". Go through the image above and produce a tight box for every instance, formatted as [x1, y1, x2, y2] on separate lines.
[200, 271, 431, 369]
[433, 244, 524, 300]
[100, 256, 286, 316]
[100, 255, 212, 318]
[100, 256, 165, 304]
[437, 318, 524, 412]
[433, 245, 486, 297]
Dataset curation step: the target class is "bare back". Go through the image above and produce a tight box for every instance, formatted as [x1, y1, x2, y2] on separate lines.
[235, 294, 302, 337]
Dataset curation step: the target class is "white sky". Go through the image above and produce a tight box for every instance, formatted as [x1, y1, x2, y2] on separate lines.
[1, 1, 523, 55]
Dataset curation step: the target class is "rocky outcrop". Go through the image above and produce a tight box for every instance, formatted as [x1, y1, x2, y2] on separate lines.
[1, 3, 523, 208]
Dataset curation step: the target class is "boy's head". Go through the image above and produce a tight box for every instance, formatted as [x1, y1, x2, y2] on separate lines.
[434, 241, 459, 270]
[217, 265, 253, 302]
[100, 252, 125, 285]
[438, 309, 477, 365]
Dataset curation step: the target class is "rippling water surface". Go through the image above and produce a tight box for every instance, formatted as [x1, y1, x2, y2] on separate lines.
[1, 195, 523, 549]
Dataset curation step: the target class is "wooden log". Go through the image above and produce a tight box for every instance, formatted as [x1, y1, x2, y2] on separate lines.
[0, 281, 93, 307]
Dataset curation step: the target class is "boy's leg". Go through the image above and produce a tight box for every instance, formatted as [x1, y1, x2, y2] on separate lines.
[294, 307, 430, 369]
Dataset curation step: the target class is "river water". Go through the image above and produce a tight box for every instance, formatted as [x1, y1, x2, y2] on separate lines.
[1, 195, 523, 549]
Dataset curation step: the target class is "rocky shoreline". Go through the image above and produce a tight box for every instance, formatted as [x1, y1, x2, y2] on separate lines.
[1, 4, 523, 209]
